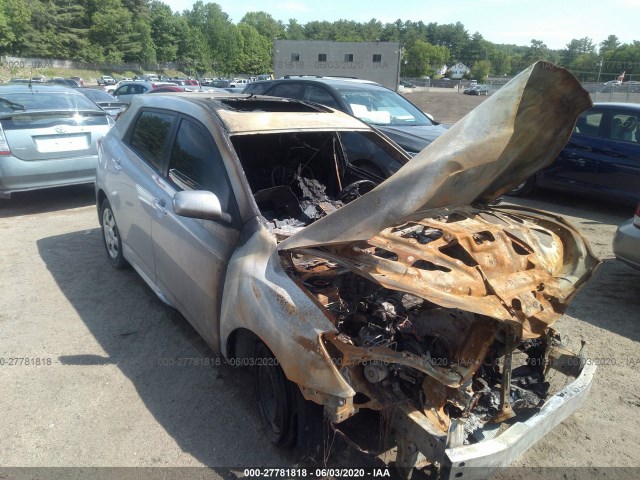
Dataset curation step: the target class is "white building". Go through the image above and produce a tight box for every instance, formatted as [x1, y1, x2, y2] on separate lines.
[448, 62, 470, 79]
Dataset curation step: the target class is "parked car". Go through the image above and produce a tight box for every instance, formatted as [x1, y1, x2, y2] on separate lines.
[243, 76, 447, 155]
[468, 85, 489, 96]
[613, 204, 640, 271]
[508, 102, 640, 204]
[0, 84, 113, 199]
[97, 75, 116, 86]
[95, 62, 597, 478]
[45, 78, 82, 87]
[70, 76, 84, 87]
[75, 87, 128, 119]
[147, 85, 228, 94]
[111, 81, 173, 103]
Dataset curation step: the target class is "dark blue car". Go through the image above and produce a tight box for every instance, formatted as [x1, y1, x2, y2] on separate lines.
[509, 102, 640, 204]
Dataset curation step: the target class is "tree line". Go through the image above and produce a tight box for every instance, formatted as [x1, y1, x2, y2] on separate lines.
[0, 0, 638, 80]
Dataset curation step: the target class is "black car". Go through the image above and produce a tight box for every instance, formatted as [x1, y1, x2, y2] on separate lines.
[508, 102, 640, 204]
[243, 76, 447, 155]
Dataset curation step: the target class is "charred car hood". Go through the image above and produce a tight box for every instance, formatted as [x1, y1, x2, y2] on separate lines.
[376, 123, 448, 154]
[278, 62, 592, 251]
[278, 62, 598, 336]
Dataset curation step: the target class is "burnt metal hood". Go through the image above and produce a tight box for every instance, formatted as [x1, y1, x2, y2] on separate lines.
[278, 62, 593, 251]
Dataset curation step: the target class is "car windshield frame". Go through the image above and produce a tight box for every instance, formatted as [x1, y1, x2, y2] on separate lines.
[334, 85, 434, 127]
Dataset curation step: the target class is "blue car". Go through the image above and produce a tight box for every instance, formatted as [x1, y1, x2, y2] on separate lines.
[508, 102, 640, 204]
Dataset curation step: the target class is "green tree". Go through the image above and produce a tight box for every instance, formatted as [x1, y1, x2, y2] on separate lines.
[149, 1, 180, 62]
[469, 59, 491, 81]
[89, 0, 133, 63]
[240, 11, 284, 40]
[285, 19, 305, 40]
[405, 39, 450, 77]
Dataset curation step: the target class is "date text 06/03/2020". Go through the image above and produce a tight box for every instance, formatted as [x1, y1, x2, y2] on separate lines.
[243, 468, 392, 478]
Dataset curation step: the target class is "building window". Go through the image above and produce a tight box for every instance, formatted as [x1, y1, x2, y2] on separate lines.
[318, 53, 327, 62]
[372, 54, 382, 63]
[291, 53, 300, 62]
[344, 54, 354, 62]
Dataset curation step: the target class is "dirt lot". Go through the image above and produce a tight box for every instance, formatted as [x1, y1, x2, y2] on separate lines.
[1, 90, 639, 480]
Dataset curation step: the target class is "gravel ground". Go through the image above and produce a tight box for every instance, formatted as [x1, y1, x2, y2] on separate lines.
[0, 90, 638, 480]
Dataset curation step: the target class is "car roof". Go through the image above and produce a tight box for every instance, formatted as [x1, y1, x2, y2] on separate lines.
[129, 93, 371, 134]
[252, 76, 385, 90]
[592, 102, 640, 111]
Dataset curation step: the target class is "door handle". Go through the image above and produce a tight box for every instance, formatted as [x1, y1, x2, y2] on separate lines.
[153, 198, 168, 216]
[111, 158, 122, 170]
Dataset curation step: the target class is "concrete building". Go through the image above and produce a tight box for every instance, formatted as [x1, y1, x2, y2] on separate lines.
[273, 40, 401, 90]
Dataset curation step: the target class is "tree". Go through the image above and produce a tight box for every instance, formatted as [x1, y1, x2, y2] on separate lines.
[404, 39, 449, 77]
[149, 1, 180, 63]
[285, 19, 305, 40]
[240, 11, 284, 40]
[562, 37, 595, 67]
[599, 35, 620, 59]
[88, 0, 133, 63]
[469, 59, 491, 81]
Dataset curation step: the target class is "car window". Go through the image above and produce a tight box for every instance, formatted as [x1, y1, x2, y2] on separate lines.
[0, 92, 101, 111]
[339, 131, 406, 176]
[574, 111, 602, 137]
[336, 87, 434, 126]
[609, 113, 639, 143]
[167, 118, 239, 219]
[305, 86, 340, 109]
[271, 83, 306, 100]
[128, 110, 175, 171]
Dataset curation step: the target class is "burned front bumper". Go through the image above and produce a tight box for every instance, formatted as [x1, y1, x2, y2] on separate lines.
[392, 358, 597, 480]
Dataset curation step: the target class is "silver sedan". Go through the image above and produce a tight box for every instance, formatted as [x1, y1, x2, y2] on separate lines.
[0, 84, 113, 199]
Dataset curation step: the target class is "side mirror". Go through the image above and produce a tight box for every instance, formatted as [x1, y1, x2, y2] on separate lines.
[173, 190, 232, 223]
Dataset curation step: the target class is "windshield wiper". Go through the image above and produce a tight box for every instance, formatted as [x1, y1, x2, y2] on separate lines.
[0, 98, 26, 111]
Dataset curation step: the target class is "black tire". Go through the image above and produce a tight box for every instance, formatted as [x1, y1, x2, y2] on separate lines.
[506, 177, 535, 197]
[100, 198, 127, 269]
[254, 342, 324, 456]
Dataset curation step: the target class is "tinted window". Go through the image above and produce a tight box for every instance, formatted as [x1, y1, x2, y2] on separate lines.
[339, 131, 406, 177]
[271, 83, 306, 99]
[609, 112, 639, 143]
[128, 110, 175, 170]
[167, 119, 238, 217]
[574, 111, 602, 137]
[305, 86, 340, 109]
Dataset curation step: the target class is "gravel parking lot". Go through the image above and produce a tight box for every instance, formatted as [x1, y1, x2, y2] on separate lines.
[1, 91, 639, 480]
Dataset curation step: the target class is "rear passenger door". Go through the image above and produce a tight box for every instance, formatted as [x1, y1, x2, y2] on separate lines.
[592, 109, 640, 203]
[116, 109, 177, 283]
[541, 109, 604, 194]
[151, 115, 242, 347]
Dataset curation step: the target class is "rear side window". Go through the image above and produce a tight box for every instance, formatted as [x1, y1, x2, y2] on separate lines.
[271, 83, 306, 100]
[243, 83, 271, 95]
[609, 113, 639, 143]
[127, 110, 175, 171]
[305, 86, 340, 109]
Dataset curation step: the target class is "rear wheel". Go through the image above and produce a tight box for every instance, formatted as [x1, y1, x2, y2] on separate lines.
[100, 199, 127, 269]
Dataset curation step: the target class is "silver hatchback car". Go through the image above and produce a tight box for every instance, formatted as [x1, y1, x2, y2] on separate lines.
[0, 84, 113, 199]
[96, 62, 598, 478]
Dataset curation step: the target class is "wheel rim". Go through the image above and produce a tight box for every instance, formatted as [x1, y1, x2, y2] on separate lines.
[102, 208, 120, 260]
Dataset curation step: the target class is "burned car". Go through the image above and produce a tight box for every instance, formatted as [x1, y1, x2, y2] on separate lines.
[96, 61, 598, 478]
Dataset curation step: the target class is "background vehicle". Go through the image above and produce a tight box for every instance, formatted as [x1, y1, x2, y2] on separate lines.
[75, 87, 128, 119]
[0, 84, 113, 199]
[111, 81, 172, 103]
[45, 78, 82, 87]
[508, 103, 640, 204]
[243, 76, 447, 155]
[97, 75, 116, 86]
[613, 203, 640, 270]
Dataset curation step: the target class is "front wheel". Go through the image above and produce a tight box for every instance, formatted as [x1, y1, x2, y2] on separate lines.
[506, 177, 535, 197]
[100, 199, 127, 269]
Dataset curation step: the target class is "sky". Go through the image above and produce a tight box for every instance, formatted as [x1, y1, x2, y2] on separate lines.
[162, 0, 638, 50]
